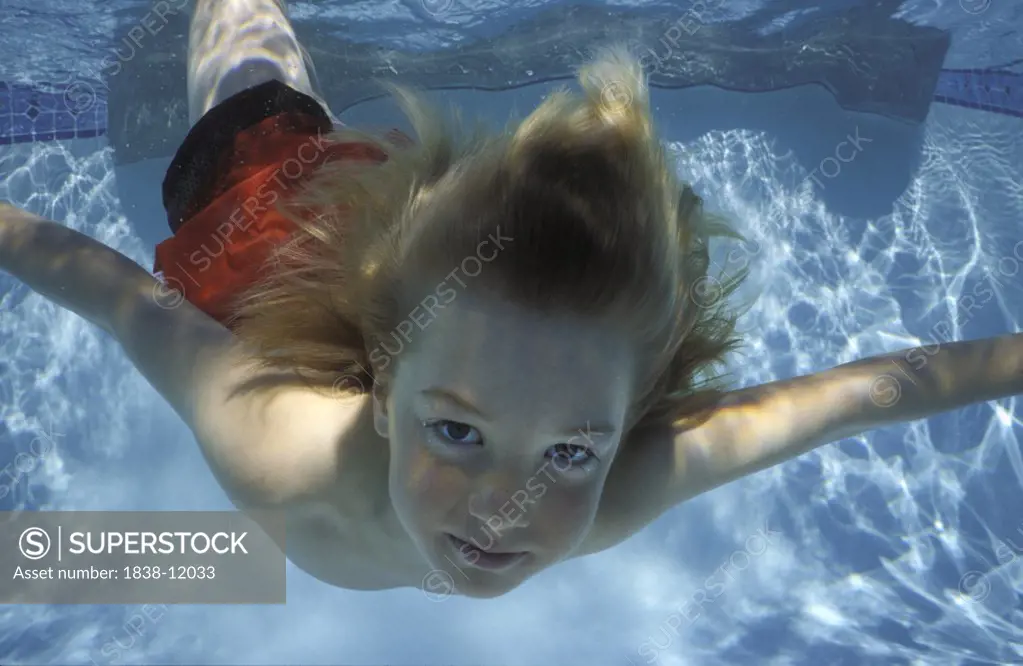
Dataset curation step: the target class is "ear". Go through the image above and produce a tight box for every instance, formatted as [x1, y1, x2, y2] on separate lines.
[371, 380, 390, 438]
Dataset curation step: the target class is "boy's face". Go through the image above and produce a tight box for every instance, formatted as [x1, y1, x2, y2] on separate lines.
[372, 295, 636, 598]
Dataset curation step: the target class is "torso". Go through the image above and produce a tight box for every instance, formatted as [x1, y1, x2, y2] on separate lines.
[281, 500, 421, 590]
[265, 401, 429, 591]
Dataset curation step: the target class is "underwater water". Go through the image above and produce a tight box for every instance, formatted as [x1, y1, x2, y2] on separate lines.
[2, 0, 1023, 664]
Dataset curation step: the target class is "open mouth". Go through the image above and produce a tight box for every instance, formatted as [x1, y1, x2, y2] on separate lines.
[445, 533, 528, 571]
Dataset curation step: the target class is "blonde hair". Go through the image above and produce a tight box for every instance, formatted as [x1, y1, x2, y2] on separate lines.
[231, 46, 748, 430]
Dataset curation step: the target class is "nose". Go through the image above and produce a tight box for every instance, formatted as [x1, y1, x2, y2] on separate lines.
[468, 484, 531, 530]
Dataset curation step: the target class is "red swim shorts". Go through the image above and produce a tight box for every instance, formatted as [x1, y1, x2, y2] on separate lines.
[155, 80, 393, 326]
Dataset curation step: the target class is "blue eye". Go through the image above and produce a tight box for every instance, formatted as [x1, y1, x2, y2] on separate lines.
[425, 420, 483, 445]
[547, 442, 596, 466]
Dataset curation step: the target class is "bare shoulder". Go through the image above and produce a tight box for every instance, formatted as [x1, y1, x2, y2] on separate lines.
[188, 344, 373, 510]
[577, 412, 723, 557]
[579, 365, 879, 557]
[574, 424, 681, 557]
[110, 284, 375, 522]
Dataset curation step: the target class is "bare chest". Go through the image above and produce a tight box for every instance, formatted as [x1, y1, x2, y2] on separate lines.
[280, 501, 422, 591]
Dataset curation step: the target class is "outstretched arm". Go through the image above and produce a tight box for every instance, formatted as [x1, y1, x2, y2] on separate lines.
[0, 203, 350, 508]
[601, 334, 1023, 537]
[0, 201, 226, 426]
[0, 202, 155, 337]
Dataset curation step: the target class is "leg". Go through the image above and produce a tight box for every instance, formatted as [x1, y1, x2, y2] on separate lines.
[187, 0, 334, 125]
